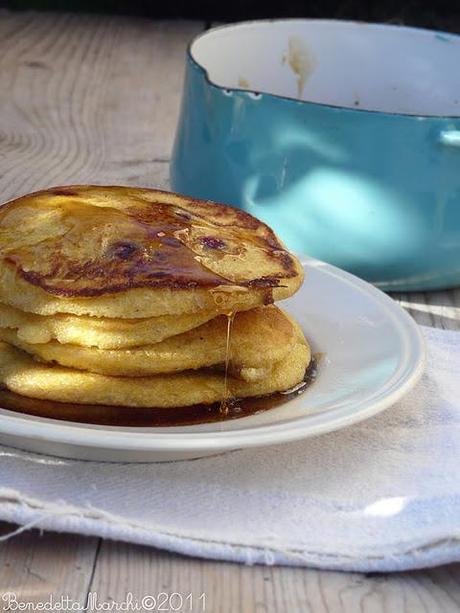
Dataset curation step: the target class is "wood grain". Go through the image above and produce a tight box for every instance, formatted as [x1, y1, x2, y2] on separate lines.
[73, 541, 460, 612]
[393, 289, 460, 331]
[0, 12, 199, 202]
[0, 10, 459, 613]
[0, 522, 99, 605]
[1, 529, 459, 613]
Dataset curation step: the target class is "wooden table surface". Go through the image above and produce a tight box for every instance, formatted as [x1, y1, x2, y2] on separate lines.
[0, 11, 459, 613]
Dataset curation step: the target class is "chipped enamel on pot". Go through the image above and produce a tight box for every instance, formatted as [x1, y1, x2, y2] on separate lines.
[171, 20, 460, 291]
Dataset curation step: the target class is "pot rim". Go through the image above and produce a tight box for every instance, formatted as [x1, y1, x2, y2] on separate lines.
[187, 18, 460, 120]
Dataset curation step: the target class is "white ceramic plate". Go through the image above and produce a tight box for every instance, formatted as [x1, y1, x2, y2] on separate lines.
[0, 258, 425, 462]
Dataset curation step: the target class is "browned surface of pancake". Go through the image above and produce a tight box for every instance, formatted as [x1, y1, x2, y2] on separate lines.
[0, 185, 299, 297]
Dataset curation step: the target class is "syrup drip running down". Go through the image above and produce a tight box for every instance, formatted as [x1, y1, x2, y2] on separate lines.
[220, 311, 235, 416]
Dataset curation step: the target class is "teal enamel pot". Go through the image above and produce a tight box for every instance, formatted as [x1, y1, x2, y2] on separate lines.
[171, 20, 460, 291]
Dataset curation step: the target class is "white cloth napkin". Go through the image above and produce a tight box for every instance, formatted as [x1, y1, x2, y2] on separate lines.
[0, 325, 459, 572]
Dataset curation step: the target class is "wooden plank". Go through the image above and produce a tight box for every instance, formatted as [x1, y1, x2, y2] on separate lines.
[0, 521, 99, 605]
[0, 12, 200, 201]
[1, 526, 459, 612]
[88, 540, 460, 613]
[393, 289, 460, 331]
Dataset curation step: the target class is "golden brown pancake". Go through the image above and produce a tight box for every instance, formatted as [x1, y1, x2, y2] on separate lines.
[0, 301, 227, 349]
[0, 340, 310, 408]
[0, 186, 303, 318]
[0, 306, 299, 379]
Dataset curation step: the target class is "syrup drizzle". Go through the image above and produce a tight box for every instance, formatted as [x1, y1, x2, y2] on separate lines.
[6, 191, 298, 298]
[220, 311, 235, 415]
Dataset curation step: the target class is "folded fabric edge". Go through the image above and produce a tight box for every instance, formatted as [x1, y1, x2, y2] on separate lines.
[1, 490, 459, 573]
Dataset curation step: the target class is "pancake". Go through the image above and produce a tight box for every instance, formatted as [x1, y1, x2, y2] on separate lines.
[0, 301, 225, 349]
[0, 340, 310, 408]
[0, 185, 303, 318]
[0, 306, 298, 379]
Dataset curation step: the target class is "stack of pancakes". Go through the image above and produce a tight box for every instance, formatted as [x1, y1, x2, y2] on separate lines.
[0, 186, 310, 409]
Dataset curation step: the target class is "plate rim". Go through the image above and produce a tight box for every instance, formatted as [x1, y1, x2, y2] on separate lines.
[0, 257, 426, 453]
